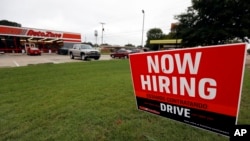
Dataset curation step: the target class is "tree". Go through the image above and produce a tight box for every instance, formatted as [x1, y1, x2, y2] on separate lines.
[146, 28, 165, 50]
[82, 42, 94, 46]
[125, 43, 135, 47]
[175, 0, 250, 47]
[0, 20, 21, 27]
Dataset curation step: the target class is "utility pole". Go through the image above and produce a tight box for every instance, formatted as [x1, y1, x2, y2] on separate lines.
[141, 10, 145, 48]
[100, 22, 105, 45]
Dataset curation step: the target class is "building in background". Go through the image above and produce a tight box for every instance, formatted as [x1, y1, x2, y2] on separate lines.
[0, 25, 81, 53]
[150, 39, 182, 50]
[149, 23, 182, 50]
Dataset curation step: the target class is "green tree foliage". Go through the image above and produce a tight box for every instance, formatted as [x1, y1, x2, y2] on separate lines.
[175, 0, 250, 47]
[0, 20, 21, 27]
[82, 42, 94, 46]
[146, 28, 165, 50]
[125, 43, 135, 47]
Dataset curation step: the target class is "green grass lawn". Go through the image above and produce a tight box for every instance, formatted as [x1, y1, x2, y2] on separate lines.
[0, 60, 249, 141]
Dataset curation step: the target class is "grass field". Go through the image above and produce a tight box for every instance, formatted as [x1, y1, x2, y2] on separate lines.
[0, 60, 249, 141]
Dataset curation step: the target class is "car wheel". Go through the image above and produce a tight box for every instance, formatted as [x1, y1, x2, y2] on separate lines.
[111, 55, 114, 58]
[94, 57, 100, 60]
[124, 55, 128, 59]
[81, 53, 86, 60]
[70, 53, 74, 59]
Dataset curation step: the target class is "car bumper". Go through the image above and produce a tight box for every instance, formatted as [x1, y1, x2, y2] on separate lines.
[86, 54, 101, 58]
[29, 51, 41, 55]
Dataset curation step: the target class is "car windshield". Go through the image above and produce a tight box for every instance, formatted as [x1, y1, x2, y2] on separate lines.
[80, 44, 92, 49]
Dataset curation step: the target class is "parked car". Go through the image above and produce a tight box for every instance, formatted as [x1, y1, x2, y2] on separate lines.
[25, 43, 41, 55]
[58, 46, 70, 55]
[244, 37, 250, 54]
[110, 49, 131, 59]
[130, 48, 142, 53]
[68, 44, 101, 60]
[247, 43, 250, 54]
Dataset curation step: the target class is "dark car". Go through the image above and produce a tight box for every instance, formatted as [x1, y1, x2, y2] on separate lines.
[130, 49, 142, 53]
[110, 49, 131, 59]
[58, 46, 71, 55]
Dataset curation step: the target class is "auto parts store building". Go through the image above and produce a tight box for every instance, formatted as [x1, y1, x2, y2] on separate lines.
[0, 25, 81, 53]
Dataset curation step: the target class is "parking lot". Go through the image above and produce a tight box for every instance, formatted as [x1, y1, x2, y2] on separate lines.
[246, 55, 250, 67]
[0, 53, 112, 67]
[0, 53, 250, 68]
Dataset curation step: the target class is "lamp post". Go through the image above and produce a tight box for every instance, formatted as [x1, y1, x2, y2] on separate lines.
[141, 10, 145, 48]
[100, 22, 105, 45]
[94, 30, 98, 47]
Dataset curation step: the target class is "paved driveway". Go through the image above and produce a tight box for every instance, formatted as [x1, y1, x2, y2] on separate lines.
[0, 53, 112, 67]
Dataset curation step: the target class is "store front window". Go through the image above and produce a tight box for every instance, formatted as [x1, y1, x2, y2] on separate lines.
[0, 36, 63, 53]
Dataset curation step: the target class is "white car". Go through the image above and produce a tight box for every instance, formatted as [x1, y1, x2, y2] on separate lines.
[244, 37, 250, 54]
[68, 44, 101, 60]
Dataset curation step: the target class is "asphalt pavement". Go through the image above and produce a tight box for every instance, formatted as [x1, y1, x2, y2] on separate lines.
[0, 53, 250, 68]
[0, 53, 111, 68]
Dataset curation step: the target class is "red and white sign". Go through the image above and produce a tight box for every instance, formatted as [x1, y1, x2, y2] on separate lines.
[129, 43, 247, 136]
[26, 29, 62, 38]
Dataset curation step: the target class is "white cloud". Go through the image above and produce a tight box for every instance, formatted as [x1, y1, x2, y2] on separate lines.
[0, 0, 191, 46]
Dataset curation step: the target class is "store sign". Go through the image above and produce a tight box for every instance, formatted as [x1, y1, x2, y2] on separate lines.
[26, 29, 62, 38]
[129, 43, 247, 136]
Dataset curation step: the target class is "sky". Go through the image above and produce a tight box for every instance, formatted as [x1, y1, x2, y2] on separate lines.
[1, 0, 192, 46]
